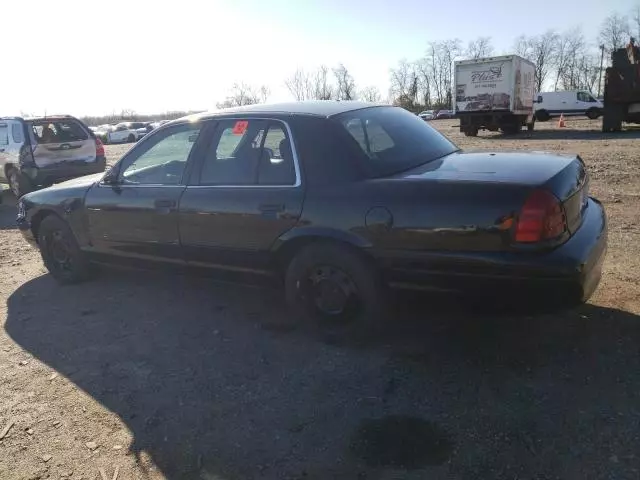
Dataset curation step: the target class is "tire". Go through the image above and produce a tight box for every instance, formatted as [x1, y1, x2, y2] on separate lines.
[285, 243, 387, 338]
[463, 126, 478, 137]
[7, 167, 33, 198]
[535, 110, 550, 122]
[586, 108, 600, 120]
[500, 123, 521, 135]
[127, 134, 135, 143]
[38, 215, 91, 284]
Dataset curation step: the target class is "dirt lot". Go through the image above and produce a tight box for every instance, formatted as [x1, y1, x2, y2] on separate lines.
[0, 118, 639, 480]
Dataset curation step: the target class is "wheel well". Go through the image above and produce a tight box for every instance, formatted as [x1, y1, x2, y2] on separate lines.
[273, 236, 376, 276]
[30, 210, 60, 243]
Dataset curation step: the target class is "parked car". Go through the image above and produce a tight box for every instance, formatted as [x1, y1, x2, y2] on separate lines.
[436, 109, 455, 119]
[534, 91, 603, 121]
[96, 123, 138, 144]
[16, 102, 607, 334]
[120, 121, 153, 140]
[418, 110, 435, 121]
[0, 115, 106, 197]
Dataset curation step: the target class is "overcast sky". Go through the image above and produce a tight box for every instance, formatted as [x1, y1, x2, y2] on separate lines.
[3, 0, 636, 116]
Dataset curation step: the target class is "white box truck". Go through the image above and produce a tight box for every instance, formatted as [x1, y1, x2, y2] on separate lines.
[454, 55, 536, 136]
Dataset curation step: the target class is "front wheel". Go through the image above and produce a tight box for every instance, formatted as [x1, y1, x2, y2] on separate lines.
[285, 243, 387, 338]
[38, 215, 91, 284]
[127, 134, 136, 142]
[536, 110, 550, 122]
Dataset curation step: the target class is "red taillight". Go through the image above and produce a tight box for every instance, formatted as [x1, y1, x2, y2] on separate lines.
[515, 189, 567, 243]
[95, 137, 105, 157]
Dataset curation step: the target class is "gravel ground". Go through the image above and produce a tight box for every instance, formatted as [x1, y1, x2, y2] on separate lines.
[0, 118, 639, 480]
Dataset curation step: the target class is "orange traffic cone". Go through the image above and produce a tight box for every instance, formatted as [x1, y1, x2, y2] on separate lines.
[557, 114, 566, 128]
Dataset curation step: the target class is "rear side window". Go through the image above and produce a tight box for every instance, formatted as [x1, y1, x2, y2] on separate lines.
[0, 125, 8, 145]
[335, 107, 458, 177]
[12, 124, 24, 143]
[257, 123, 296, 186]
[199, 119, 267, 186]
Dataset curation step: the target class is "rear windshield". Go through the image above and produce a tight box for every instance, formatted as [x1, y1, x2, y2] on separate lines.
[335, 106, 458, 177]
[29, 120, 88, 144]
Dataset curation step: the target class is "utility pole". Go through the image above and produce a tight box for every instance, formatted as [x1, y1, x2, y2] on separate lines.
[597, 44, 606, 98]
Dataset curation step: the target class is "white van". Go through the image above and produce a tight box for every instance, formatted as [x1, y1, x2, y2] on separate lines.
[534, 91, 603, 121]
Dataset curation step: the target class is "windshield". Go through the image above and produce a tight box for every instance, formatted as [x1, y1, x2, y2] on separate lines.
[335, 106, 458, 177]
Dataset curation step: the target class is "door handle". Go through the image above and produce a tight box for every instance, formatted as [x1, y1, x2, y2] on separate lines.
[259, 203, 285, 213]
[154, 199, 176, 208]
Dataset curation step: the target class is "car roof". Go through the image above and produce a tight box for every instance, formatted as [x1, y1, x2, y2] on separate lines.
[181, 101, 386, 123]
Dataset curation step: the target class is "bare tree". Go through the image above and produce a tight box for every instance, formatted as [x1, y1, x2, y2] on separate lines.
[389, 59, 417, 102]
[285, 68, 313, 101]
[333, 64, 357, 100]
[259, 85, 270, 104]
[312, 65, 334, 100]
[465, 37, 493, 59]
[513, 31, 557, 92]
[599, 13, 631, 54]
[216, 82, 265, 108]
[554, 28, 585, 90]
[360, 86, 382, 103]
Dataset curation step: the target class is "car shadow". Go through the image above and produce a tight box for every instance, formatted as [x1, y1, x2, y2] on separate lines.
[5, 270, 640, 479]
[0, 190, 17, 230]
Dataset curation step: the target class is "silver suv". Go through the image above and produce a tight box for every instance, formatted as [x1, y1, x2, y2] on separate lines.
[0, 115, 106, 197]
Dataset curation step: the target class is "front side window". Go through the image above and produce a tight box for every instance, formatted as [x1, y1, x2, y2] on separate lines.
[336, 106, 458, 177]
[120, 124, 201, 185]
[577, 92, 596, 103]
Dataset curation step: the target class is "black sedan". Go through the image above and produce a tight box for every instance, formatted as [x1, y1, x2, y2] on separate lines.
[16, 101, 607, 331]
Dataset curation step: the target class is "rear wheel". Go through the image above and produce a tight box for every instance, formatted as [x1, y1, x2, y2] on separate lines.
[38, 216, 91, 284]
[127, 134, 135, 142]
[285, 243, 387, 338]
[463, 126, 478, 137]
[7, 167, 33, 198]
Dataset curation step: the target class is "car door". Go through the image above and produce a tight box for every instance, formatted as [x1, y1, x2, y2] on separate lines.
[84, 121, 204, 264]
[179, 117, 304, 273]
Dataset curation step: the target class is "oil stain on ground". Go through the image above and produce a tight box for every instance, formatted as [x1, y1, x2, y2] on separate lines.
[350, 415, 454, 469]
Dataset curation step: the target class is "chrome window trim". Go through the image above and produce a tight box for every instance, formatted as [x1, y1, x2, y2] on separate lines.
[190, 116, 301, 189]
[97, 117, 302, 189]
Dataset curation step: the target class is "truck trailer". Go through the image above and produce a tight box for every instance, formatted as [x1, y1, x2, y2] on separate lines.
[454, 55, 536, 136]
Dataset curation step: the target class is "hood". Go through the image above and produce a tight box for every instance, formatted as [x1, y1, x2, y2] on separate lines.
[45, 172, 105, 190]
[396, 150, 576, 186]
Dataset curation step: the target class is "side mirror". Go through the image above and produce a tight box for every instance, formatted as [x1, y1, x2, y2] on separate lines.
[102, 167, 119, 185]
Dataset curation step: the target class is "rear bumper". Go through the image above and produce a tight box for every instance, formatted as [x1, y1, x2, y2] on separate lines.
[23, 156, 106, 186]
[379, 198, 607, 306]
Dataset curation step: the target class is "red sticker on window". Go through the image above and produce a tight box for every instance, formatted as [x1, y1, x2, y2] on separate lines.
[232, 120, 248, 135]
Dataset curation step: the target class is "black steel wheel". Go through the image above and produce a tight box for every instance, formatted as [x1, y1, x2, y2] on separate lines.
[285, 243, 387, 337]
[38, 216, 91, 284]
